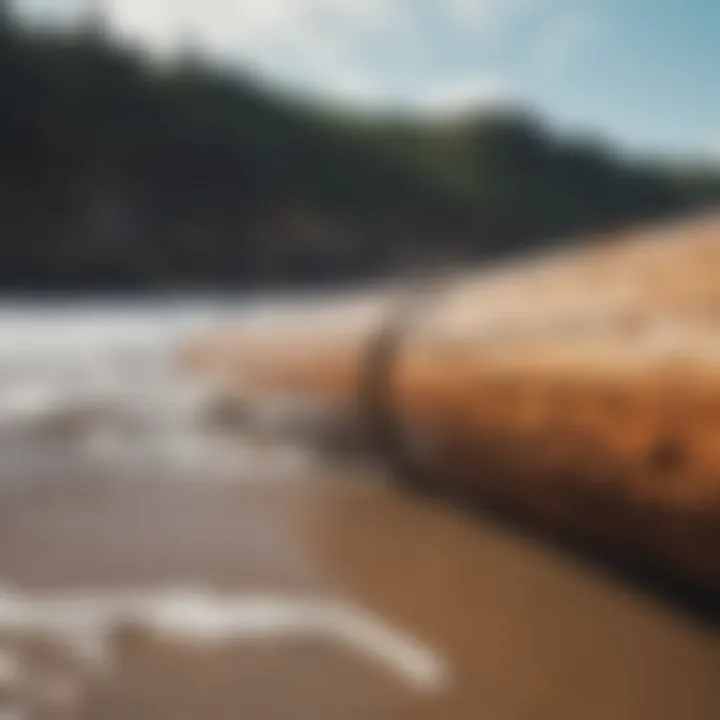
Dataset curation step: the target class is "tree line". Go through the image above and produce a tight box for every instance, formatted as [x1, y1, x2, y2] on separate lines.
[1, 20, 718, 290]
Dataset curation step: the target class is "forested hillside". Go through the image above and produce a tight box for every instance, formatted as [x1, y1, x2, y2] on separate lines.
[1, 20, 718, 290]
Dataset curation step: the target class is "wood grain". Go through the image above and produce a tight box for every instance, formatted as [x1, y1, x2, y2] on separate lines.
[186, 215, 720, 592]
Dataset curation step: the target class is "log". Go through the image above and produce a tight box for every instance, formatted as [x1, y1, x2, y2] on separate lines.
[186, 215, 720, 593]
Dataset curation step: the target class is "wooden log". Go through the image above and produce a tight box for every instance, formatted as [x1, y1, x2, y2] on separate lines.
[185, 215, 720, 592]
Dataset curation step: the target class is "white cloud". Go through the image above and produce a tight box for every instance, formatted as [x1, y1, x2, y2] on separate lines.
[18, 0, 541, 110]
[708, 135, 720, 161]
[105, 0, 406, 62]
[101, 0, 409, 101]
[410, 76, 516, 115]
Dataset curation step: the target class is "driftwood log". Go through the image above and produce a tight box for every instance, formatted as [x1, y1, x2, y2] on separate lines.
[186, 215, 720, 593]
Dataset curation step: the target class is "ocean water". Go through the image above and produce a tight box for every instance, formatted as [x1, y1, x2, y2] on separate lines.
[0, 297, 325, 479]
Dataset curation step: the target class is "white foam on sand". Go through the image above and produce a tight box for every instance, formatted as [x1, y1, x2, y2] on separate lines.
[0, 301, 343, 478]
[0, 586, 449, 694]
[0, 299, 371, 482]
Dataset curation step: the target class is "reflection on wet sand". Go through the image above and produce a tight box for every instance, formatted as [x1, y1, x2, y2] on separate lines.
[293, 469, 719, 719]
[0, 452, 716, 719]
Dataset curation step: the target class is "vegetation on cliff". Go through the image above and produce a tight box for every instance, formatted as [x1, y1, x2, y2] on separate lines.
[1, 19, 718, 289]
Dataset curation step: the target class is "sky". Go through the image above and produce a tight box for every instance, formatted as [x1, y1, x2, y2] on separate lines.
[13, 0, 720, 160]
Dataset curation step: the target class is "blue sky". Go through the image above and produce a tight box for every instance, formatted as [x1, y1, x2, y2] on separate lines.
[14, 0, 720, 160]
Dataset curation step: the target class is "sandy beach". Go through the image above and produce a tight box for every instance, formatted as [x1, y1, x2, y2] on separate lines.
[0, 445, 716, 719]
[0, 300, 716, 719]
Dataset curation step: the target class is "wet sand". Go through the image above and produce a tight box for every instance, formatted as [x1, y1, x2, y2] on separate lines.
[0, 447, 716, 719]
